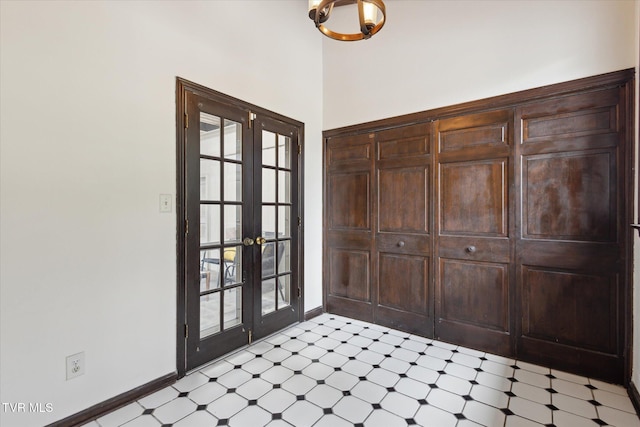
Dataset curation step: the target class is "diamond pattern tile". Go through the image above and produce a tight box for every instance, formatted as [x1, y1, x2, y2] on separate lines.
[88, 313, 640, 427]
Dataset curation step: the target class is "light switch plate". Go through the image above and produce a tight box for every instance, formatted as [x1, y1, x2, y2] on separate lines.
[159, 194, 172, 213]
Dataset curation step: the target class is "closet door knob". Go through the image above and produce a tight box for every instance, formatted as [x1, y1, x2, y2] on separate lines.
[466, 245, 476, 253]
[397, 241, 405, 247]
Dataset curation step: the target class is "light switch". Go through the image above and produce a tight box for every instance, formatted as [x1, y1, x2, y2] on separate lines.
[159, 194, 172, 213]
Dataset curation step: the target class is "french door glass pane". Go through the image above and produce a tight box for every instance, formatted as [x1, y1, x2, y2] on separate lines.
[200, 205, 220, 246]
[261, 279, 276, 315]
[222, 246, 241, 286]
[223, 205, 242, 244]
[200, 249, 221, 291]
[200, 160, 220, 201]
[278, 206, 291, 238]
[262, 242, 276, 277]
[278, 241, 291, 274]
[224, 162, 242, 202]
[278, 275, 291, 308]
[223, 287, 242, 328]
[262, 130, 277, 166]
[278, 134, 291, 169]
[262, 206, 276, 238]
[262, 168, 276, 203]
[278, 170, 291, 203]
[224, 121, 242, 161]
[200, 293, 221, 338]
[200, 113, 221, 157]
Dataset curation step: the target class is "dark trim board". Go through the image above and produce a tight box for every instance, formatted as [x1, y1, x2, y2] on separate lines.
[629, 381, 640, 417]
[304, 306, 323, 320]
[45, 372, 177, 427]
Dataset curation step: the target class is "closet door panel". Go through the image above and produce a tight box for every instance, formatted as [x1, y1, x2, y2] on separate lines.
[521, 266, 617, 353]
[325, 133, 374, 321]
[435, 109, 514, 355]
[515, 86, 625, 383]
[378, 166, 429, 233]
[440, 259, 509, 331]
[379, 253, 429, 314]
[374, 123, 433, 336]
[328, 248, 370, 302]
[440, 160, 507, 236]
[523, 150, 615, 241]
[328, 172, 370, 230]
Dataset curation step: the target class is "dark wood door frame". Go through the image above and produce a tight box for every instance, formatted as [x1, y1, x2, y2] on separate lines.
[176, 78, 305, 377]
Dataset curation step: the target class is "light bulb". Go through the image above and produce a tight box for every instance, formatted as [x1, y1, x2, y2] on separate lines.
[362, 1, 378, 27]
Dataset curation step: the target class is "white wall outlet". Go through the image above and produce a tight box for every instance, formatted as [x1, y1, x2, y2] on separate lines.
[159, 194, 172, 213]
[66, 352, 85, 380]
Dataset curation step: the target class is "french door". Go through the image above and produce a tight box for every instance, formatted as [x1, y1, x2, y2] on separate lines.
[178, 83, 302, 373]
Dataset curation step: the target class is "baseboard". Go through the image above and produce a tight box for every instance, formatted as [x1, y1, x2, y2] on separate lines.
[45, 372, 177, 427]
[305, 306, 323, 320]
[629, 381, 640, 416]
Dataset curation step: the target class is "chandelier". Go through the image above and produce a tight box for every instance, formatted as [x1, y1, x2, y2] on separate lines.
[308, 0, 386, 41]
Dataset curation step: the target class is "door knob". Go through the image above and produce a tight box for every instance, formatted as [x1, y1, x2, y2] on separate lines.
[255, 236, 266, 245]
[397, 241, 405, 247]
[466, 245, 477, 253]
[243, 237, 255, 246]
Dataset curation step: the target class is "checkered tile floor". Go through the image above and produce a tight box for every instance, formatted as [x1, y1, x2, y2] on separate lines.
[83, 314, 640, 427]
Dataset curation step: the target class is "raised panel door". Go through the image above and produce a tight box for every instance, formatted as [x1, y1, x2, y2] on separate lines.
[374, 123, 433, 336]
[516, 87, 625, 382]
[325, 133, 374, 321]
[435, 109, 514, 356]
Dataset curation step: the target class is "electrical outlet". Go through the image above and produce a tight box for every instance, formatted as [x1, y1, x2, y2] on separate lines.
[66, 352, 85, 380]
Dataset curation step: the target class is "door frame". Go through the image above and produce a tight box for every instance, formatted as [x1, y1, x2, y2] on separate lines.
[175, 78, 305, 377]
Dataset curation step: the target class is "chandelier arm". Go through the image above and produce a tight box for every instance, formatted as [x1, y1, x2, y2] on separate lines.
[314, 1, 335, 27]
[314, 0, 386, 42]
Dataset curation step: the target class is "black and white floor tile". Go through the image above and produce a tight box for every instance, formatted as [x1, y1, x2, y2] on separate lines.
[82, 314, 640, 427]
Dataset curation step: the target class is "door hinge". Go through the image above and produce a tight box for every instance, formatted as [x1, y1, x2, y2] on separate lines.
[297, 287, 301, 298]
[185, 219, 189, 234]
[298, 143, 302, 154]
[297, 217, 301, 227]
[185, 113, 188, 129]
[248, 111, 256, 129]
[184, 324, 189, 338]
[248, 329, 253, 345]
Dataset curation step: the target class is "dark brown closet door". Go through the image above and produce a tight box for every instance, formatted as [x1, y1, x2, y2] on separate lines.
[325, 133, 374, 321]
[515, 87, 626, 382]
[374, 124, 433, 336]
[435, 110, 514, 355]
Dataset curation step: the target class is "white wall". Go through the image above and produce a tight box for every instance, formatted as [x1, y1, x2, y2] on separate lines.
[323, 0, 638, 129]
[0, 1, 323, 426]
